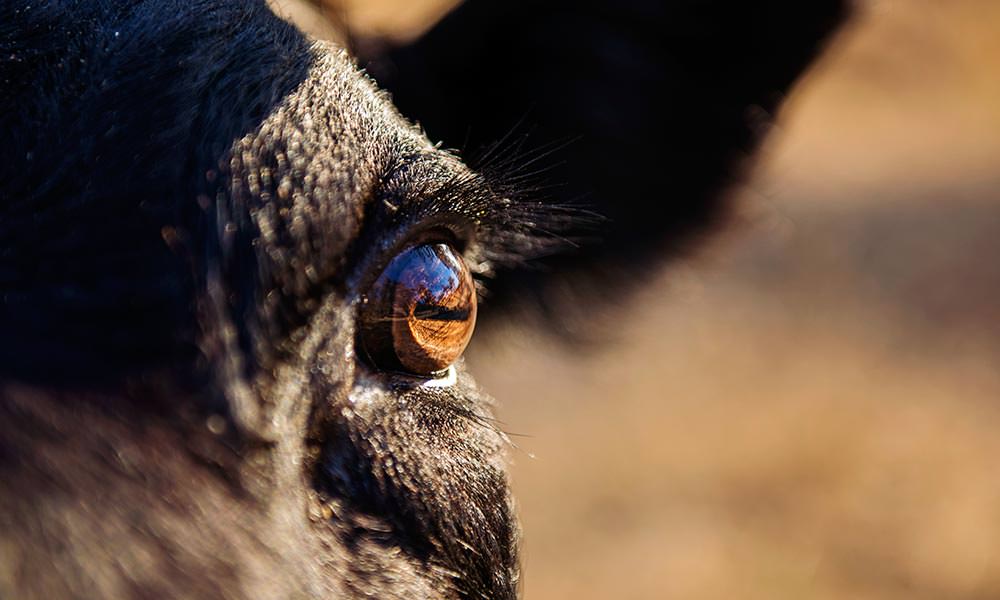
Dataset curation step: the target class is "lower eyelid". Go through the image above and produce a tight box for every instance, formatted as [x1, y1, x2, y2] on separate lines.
[418, 365, 457, 388]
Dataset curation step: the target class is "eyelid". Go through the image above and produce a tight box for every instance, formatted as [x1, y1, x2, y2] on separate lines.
[420, 365, 457, 388]
[345, 152, 497, 299]
[346, 208, 477, 302]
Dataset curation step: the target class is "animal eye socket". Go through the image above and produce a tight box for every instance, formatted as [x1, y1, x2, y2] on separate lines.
[358, 243, 477, 376]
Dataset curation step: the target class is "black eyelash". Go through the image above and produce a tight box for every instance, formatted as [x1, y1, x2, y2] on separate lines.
[407, 141, 603, 284]
[345, 130, 602, 313]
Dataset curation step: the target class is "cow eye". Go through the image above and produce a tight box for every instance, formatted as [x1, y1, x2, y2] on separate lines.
[358, 243, 477, 377]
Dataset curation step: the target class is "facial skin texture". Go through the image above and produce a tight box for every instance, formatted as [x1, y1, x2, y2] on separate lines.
[210, 46, 520, 599]
[0, 1, 846, 598]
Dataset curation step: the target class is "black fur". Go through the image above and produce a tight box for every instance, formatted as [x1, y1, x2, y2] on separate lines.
[0, 1, 845, 598]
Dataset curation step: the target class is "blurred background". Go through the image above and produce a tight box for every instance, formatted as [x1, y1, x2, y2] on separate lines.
[278, 1, 1000, 597]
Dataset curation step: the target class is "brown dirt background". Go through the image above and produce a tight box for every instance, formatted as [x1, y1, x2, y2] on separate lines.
[279, 1, 1000, 597]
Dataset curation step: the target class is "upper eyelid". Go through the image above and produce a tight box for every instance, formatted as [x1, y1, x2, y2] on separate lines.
[342, 150, 507, 295]
[345, 198, 478, 299]
[347, 218, 475, 300]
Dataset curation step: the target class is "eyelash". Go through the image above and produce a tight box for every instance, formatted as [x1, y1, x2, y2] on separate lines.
[347, 145, 590, 315]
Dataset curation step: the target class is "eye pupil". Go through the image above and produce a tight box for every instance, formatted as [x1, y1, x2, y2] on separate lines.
[359, 243, 477, 376]
[412, 303, 471, 321]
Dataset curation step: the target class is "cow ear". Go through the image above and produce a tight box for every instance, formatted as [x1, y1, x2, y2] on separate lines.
[358, 0, 849, 327]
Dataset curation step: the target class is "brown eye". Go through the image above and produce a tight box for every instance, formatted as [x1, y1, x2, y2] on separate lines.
[358, 243, 477, 376]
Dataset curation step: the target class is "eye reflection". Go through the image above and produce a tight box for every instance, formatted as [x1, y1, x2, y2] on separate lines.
[358, 243, 477, 376]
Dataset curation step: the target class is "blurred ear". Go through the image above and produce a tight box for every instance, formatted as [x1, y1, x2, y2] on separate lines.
[359, 0, 848, 321]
